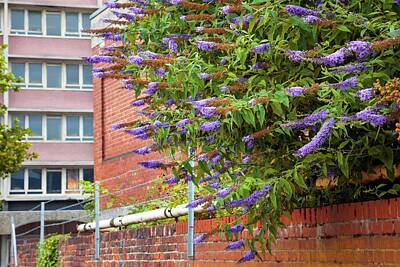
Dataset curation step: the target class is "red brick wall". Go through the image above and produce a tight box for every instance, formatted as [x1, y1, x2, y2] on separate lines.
[15, 198, 400, 266]
[93, 62, 167, 206]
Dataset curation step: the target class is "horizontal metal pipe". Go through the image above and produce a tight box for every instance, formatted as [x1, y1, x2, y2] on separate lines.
[77, 204, 205, 232]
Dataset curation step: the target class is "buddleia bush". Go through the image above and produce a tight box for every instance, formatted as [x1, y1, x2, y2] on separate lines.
[86, 0, 400, 262]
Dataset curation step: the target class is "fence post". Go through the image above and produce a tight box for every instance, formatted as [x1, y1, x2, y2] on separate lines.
[39, 202, 45, 257]
[187, 150, 195, 260]
[10, 216, 18, 266]
[95, 182, 100, 261]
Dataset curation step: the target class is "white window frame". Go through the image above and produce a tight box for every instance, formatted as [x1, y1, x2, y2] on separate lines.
[10, 62, 93, 91]
[9, 9, 90, 38]
[9, 113, 93, 143]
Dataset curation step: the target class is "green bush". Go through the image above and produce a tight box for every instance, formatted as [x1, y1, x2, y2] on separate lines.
[36, 234, 69, 267]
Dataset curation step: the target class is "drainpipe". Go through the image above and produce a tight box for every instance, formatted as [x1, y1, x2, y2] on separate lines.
[3, 0, 9, 125]
[77, 204, 205, 232]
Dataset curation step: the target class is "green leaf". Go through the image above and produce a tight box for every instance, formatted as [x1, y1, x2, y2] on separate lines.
[337, 151, 350, 178]
[337, 25, 352, 33]
[293, 169, 307, 189]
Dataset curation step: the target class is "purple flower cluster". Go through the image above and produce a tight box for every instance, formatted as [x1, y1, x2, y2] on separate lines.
[286, 5, 320, 17]
[238, 251, 256, 263]
[199, 73, 211, 79]
[287, 86, 306, 96]
[133, 146, 151, 155]
[303, 15, 321, 24]
[332, 76, 358, 90]
[225, 185, 271, 207]
[194, 234, 207, 244]
[196, 41, 217, 51]
[296, 118, 335, 157]
[200, 121, 221, 132]
[242, 135, 255, 149]
[101, 32, 122, 41]
[132, 99, 146, 106]
[222, 5, 232, 15]
[165, 176, 178, 185]
[199, 107, 217, 118]
[346, 41, 372, 60]
[230, 14, 254, 24]
[154, 68, 166, 76]
[283, 110, 329, 130]
[129, 55, 145, 65]
[105, 1, 119, 8]
[139, 160, 164, 169]
[316, 48, 350, 66]
[187, 195, 208, 208]
[216, 186, 233, 198]
[85, 55, 114, 64]
[354, 108, 386, 126]
[111, 123, 123, 130]
[331, 63, 367, 74]
[226, 240, 244, 250]
[251, 43, 270, 54]
[286, 50, 307, 63]
[356, 88, 375, 101]
[229, 223, 244, 233]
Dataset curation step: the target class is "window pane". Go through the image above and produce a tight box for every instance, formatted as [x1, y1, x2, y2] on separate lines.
[28, 169, 42, 190]
[83, 115, 93, 137]
[46, 170, 61, 194]
[11, 10, 24, 30]
[83, 168, 94, 183]
[28, 11, 42, 33]
[12, 114, 25, 128]
[46, 13, 61, 36]
[11, 63, 25, 80]
[47, 65, 61, 88]
[82, 14, 90, 31]
[66, 64, 79, 85]
[66, 169, 79, 190]
[66, 13, 79, 33]
[47, 116, 61, 140]
[83, 65, 92, 86]
[29, 63, 42, 85]
[28, 115, 42, 136]
[11, 170, 25, 190]
[66, 116, 80, 137]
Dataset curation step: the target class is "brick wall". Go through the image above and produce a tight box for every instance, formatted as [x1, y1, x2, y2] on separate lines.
[15, 198, 400, 266]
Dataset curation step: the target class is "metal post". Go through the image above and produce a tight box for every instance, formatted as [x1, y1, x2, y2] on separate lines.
[187, 148, 195, 260]
[39, 202, 45, 257]
[95, 182, 100, 261]
[10, 217, 18, 266]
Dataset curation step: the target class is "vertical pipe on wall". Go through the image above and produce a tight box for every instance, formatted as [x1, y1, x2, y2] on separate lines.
[10, 217, 17, 267]
[39, 202, 45, 257]
[3, 0, 9, 125]
[95, 182, 100, 261]
[187, 151, 195, 260]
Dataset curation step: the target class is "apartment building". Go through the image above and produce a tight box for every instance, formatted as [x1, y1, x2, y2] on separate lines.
[0, 0, 104, 209]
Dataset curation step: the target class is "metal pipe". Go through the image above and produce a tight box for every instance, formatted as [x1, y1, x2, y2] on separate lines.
[77, 204, 205, 232]
[10, 217, 18, 266]
[39, 202, 45, 257]
[95, 183, 100, 260]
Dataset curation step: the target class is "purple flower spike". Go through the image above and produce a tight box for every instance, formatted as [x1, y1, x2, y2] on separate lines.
[194, 234, 207, 244]
[355, 108, 386, 126]
[286, 50, 307, 63]
[85, 55, 114, 64]
[226, 240, 244, 250]
[139, 160, 164, 169]
[127, 125, 150, 136]
[356, 88, 375, 101]
[200, 121, 221, 132]
[199, 73, 210, 79]
[346, 41, 372, 60]
[238, 251, 256, 263]
[287, 86, 306, 96]
[242, 135, 255, 149]
[165, 176, 178, 185]
[331, 63, 367, 74]
[304, 15, 321, 24]
[168, 39, 178, 53]
[105, 1, 119, 8]
[332, 76, 358, 90]
[199, 107, 217, 118]
[112, 123, 123, 130]
[220, 58, 228, 65]
[216, 186, 233, 198]
[133, 146, 151, 155]
[196, 41, 217, 51]
[196, 27, 205, 33]
[176, 118, 190, 127]
[229, 223, 244, 233]
[251, 43, 270, 54]
[187, 196, 208, 208]
[248, 99, 257, 106]
[317, 48, 350, 67]
[148, 82, 158, 91]
[245, 185, 271, 206]
[129, 56, 144, 65]
[222, 5, 231, 14]
[286, 4, 320, 17]
[396, 0, 400, 6]
[206, 136, 215, 144]
[132, 99, 146, 106]
[210, 153, 221, 164]
[165, 99, 175, 106]
[168, 0, 182, 5]
[296, 118, 335, 157]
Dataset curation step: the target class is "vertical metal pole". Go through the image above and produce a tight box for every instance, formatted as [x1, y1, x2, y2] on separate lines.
[187, 149, 195, 260]
[95, 182, 100, 261]
[4, 0, 10, 125]
[10, 217, 18, 266]
[39, 202, 45, 257]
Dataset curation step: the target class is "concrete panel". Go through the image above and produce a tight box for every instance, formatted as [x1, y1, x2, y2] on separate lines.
[6, 0, 98, 8]
[28, 142, 93, 163]
[9, 36, 92, 59]
[9, 90, 93, 111]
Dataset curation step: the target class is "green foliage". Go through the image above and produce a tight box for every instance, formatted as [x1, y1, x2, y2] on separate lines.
[80, 180, 115, 217]
[36, 234, 69, 267]
[0, 45, 36, 178]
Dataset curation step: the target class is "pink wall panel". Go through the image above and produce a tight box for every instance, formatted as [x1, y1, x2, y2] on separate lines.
[8, 0, 98, 8]
[9, 36, 92, 59]
[29, 143, 93, 162]
[9, 90, 93, 111]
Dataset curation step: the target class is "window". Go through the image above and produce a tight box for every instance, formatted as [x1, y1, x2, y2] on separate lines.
[82, 13, 91, 32]
[46, 169, 62, 194]
[10, 170, 25, 193]
[66, 12, 79, 36]
[66, 115, 80, 141]
[47, 116, 62, 140]
[83, 168, 94, 183]
[28, 169, 42, 194]
[83, 65, 93, 88]
[83, 115, 93, 141]
[11, 63, 25, 82]
[47, 64, 61, 88]
[28, 11, 42, 34]
[66, 64, 79, 88]
[11, 10, 24, 33]
[11, 114, 25, 128]
[28, 115, 43, 140]
[46, 12, 61, 36]
[28, 63, 43, 87]
[66, 169, 80, 193]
